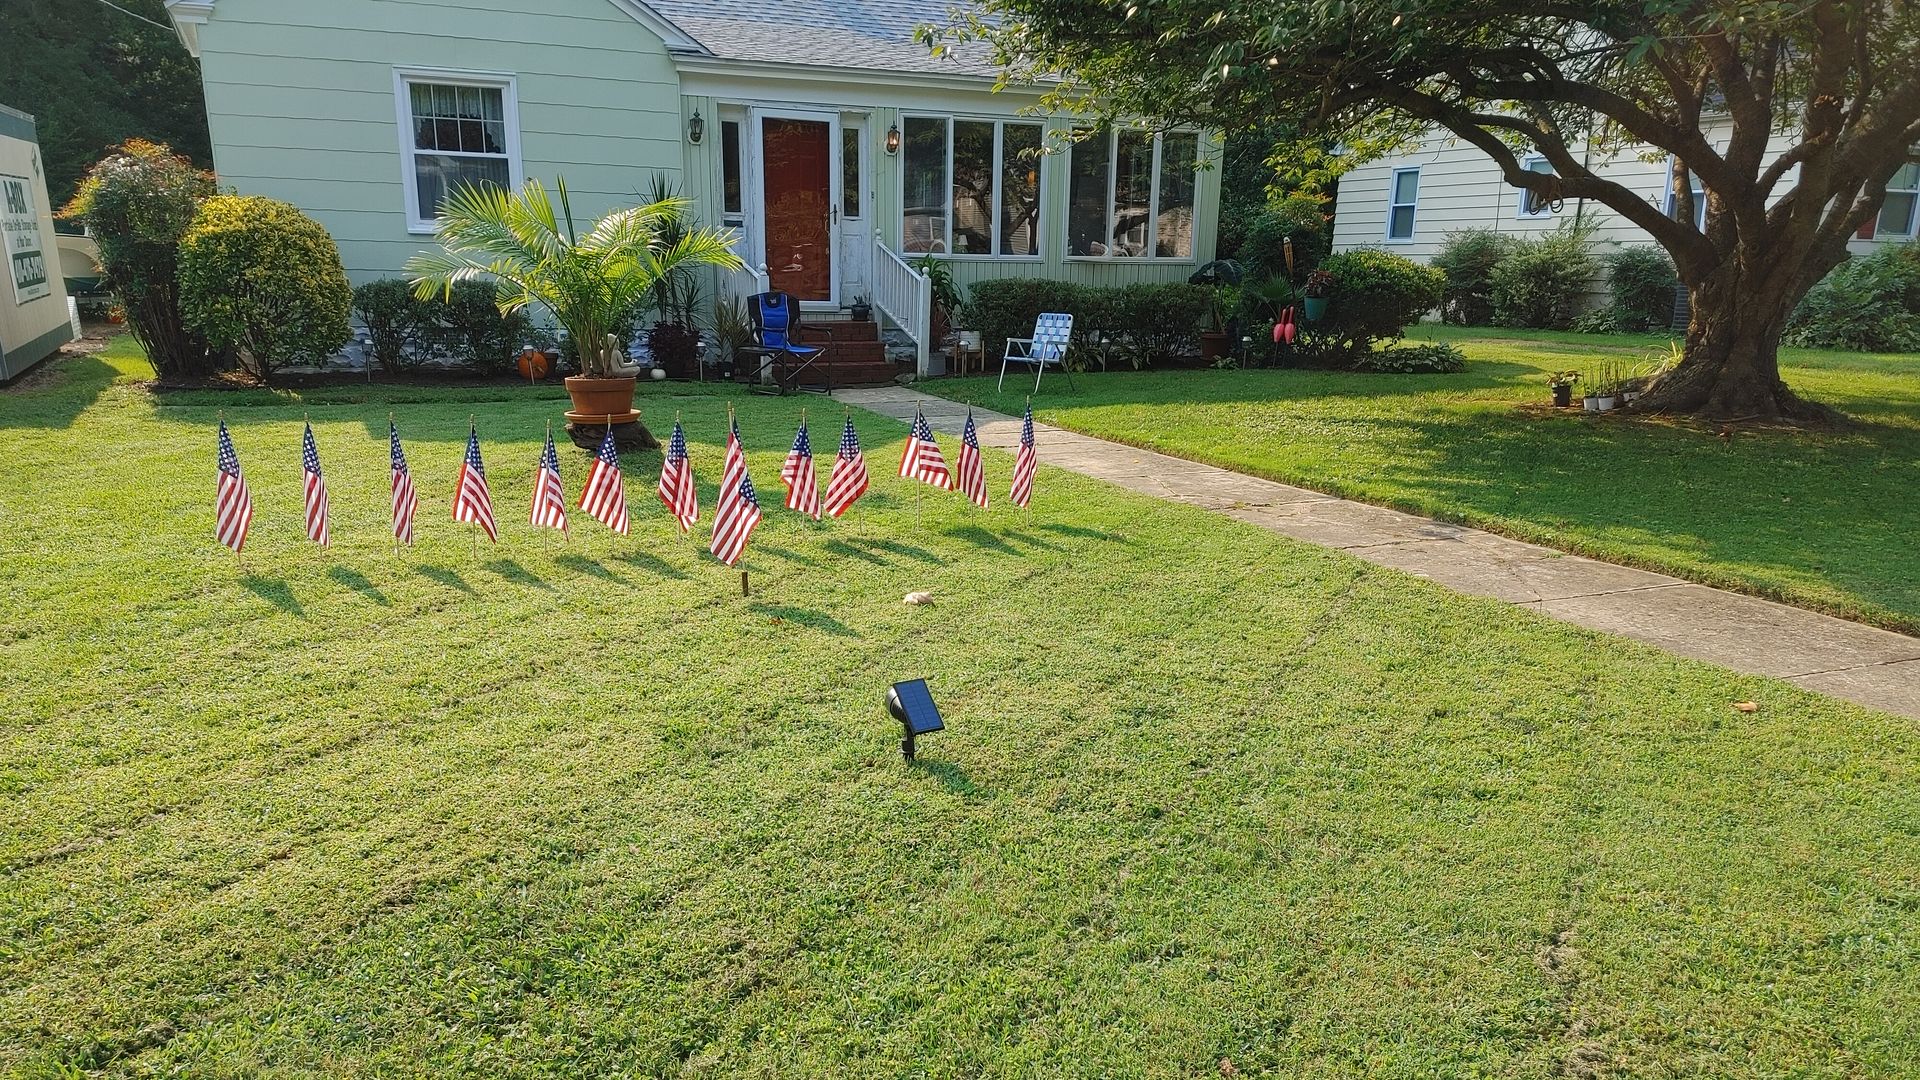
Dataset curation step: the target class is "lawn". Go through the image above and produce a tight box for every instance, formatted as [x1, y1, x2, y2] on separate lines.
[2, 338, 1918, 1077]
[938, 325, 1920, 633]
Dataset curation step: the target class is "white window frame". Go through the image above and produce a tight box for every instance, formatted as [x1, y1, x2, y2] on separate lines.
[1065, 127, 1201, 263]
[1876, 161, 1919, 238]
[1516, 155, 1557, 218]
[393, 67, 524, 236]
[1662, 158, 1707, 232]
[717, 108, 747, 228]
[1385, 167, 1420, 242]
[899, 114, 1047, 261]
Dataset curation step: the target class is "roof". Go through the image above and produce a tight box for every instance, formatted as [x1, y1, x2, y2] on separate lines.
[648, 0, 998, 77]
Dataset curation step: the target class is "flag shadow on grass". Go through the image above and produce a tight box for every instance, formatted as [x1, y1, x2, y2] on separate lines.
[241, 575, 304, 616]
[999, 529, 1064, 551]
[822, 539, 890, 566]
[748, 602, 858, 638]
[412, 565, 476, 594]
[1036, 522, 1128, 544]
[327, 565, 391, 605]
[754, 544, 822, 568]
[554, 553, 626, 583]
[484, 559, 555, 592]
[866, 538, 941, 564]
[613, 550, 688, 579]
[942, 525, 1019, 556]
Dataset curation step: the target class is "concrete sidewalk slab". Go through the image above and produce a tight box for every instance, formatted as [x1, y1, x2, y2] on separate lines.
[833, 387, 1920, 720]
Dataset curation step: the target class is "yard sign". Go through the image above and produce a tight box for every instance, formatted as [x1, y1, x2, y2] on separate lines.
[1, 172, 50, 304]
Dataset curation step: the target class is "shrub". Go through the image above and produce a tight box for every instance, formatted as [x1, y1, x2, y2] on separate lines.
[1606, 247, 1679, 331]
[1490, 227, 1598, 329]
[1787, 244, 1920, 351]
[1237, 195, 1331, 283]
[962, 277, 1091, 362]
[1110, 282, 1211, 366]
[1306, 248, 1443, 360]
[61, 139, 219, 377]
[351, 279, 428, 372]
[1432, 229, 1519, 325]
[1354, 341, 1467, 374]
[961, 278, 1207, 369]
[422, 279, 535, 376]
[178, 195, 352, 381]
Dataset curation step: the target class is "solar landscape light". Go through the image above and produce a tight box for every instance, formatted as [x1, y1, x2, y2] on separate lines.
[886, 679, 944, 762]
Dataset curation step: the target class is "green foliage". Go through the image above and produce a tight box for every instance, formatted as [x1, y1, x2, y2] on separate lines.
[351, 279, 426, 373]
[1432, 230, 1520, 326]
[406, 178, 742, 376]
[962, 279, 1207, 368]
[1111, 283, 1213, 366]
[60, 139, 218, 377]
[912, 254, 965, 315]
[0, 0, 211, 207]
[1787, 244, 1920, 352]
[1354, 340, 1467, 374]
[177, 195, 351, 381]
[1308, 248, 1444, 360]
[1605, 247, 1680, 332]
[423, 280, 538, 376]
[1490, 228, 1598, 330]
[1235, 196, 1331, 284]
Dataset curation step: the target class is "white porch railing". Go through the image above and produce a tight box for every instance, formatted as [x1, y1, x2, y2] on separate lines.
[871, 230, 933, 376]
[722, 260, 771, 309]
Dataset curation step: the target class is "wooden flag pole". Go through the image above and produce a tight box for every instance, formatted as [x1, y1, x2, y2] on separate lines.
[469, 413, 479, 564]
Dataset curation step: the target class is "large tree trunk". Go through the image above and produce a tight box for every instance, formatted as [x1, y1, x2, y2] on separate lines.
[1634, 259, 1833, 423]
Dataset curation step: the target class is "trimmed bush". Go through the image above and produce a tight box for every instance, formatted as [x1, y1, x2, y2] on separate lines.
[1432, 229, 1519, 325]
[961, 278, 1207, 369]
[1606, 247, 1679, 331]
[1308, 248, 1444, 360]
[961, 277, 1090, 363]
[1111, 283, 1212, 366]
[1787, 244, 1920, 352]
[61, 139, 219, 377]
[1490, 228, 1597, 329]
[422, 280, 536, 376]
[351, 279, 427, 372]
[1237, 195, 1331, 283]
[1354, 341, 1467, 374]
[179, 195, 351, 381]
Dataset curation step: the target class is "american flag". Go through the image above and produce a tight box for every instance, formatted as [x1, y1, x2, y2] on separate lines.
[956, 410, 988, 509]
[579, 425, 629, 534]
[301, 421, 330, 545]
[822, 415, 869, 518]
[780, 421, 820, 520]
[390, 419, 418, 544]
[531, 426, 568, 532]
[718, 415, 746, 507]
[657, 419, 698, 531]
[709, 466, 763, 567]
[452, 422, 499, 542]
[1010, 403, 1037, 509]
[898, 408, 951, 489]
[215, 419, 253, 552]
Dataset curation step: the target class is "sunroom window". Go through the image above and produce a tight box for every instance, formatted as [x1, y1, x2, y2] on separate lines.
[1878, 162, 1919, 237]
[1067, 128, 1199, 258]
[398, 71, 519, 232]
[901, 116, 1045, 256]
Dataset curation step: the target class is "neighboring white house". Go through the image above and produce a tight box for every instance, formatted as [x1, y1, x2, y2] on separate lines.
[1331, 124, 1917, 262]
[0, 104, 74, 382]
[162, 0, 1223, 369]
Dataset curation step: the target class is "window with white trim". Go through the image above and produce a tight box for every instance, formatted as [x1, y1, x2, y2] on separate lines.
[1386, 168, 1419, 240]
[1664, 160, 1707, 231]
[720, 118, 744, 224]
[1516, 155, 1556, 217]
[1066, 128, 1199, 258]
[1877, 161, 1919, 237]
[902, 116, 1045, 257]
[397, 71, 520, 232]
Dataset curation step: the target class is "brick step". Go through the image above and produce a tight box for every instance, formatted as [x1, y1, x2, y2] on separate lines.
[798, 320, 880, 343]
[816, 341, 887, 363]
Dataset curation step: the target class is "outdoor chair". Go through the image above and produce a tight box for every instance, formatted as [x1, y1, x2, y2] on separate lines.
[744, 291, 835, 395]
[999, 312, 1075, 392]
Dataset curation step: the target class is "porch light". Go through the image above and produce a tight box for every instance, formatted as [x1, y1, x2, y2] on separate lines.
[885, 123, 901, 155]
[687, 109, 705, 144]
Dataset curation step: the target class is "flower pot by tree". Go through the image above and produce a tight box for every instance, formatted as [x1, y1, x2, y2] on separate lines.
[1553, 384, 1573, 408]
[1200, 330, 1232, 359]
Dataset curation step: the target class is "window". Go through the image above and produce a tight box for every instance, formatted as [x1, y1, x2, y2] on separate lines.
[842, 126, 862, 220]
[1516, 155, 1556, 217]
[1386, 168, 1419, 240]
[395, 70, 520, 233]
[1066, 128, 1199, 258]
[1664, 160, 1707, 230]
[721, 119, 744, 221]
[901, 116, 1046, 257]
[1877, 161, 1919, 237]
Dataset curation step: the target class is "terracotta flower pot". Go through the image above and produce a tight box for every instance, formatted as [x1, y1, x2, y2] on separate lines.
[563, 375, 639, 424]
[1200, 331, 1232, 360]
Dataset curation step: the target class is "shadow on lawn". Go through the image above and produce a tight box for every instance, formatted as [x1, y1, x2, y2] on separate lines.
[413, 564, 476, 594]
[241, 575, 304, 615]
[327, 566, 391, 605]
[0, 356, 120, 430]
[749, 602, 857, 638]
[823, 539, 889, 566]
[484, 558, 554, 592]
[943, 525, 1019, 556]
[913, 759, 992, 800]
[614, 550, 688, 579]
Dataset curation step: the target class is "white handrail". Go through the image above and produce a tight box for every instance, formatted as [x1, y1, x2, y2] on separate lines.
[871, 230, 933, 376]
[722, 261, 770, 308]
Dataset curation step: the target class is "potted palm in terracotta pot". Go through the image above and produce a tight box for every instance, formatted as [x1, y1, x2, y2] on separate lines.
[407, 178, 741, 439]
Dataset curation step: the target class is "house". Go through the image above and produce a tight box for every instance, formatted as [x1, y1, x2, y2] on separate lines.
[1331, 125, 1915, 264]
[162, 0, 1223, 374]
[0, 104, 74, 382]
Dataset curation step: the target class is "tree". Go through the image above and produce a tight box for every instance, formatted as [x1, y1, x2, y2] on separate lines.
[0, 0, 211, 207]
[933, 0, 1920, 420]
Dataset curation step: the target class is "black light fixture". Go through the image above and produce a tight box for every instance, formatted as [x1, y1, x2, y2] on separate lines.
[886, 679, 944, 762]
[884, 123, 901, 155]
[688, 109, 705, 144]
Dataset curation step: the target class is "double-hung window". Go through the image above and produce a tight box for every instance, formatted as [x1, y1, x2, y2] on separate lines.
[396, 69, 521, 233]
[1877, 161, 1919, 238]
[901, 116, 1045, 257]
[1516, 155, 1556, 218]
[1664, 159, 1708, 231]
[1066, 128, 1199, 259]
[1386, 168, 1420, 240]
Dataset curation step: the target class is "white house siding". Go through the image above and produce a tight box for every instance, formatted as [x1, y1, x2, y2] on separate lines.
[195, 0, 687, 284]
[1332, 122, 1896, 262]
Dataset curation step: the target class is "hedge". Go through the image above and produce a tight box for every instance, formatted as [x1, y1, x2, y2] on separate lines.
[962, 279, 1210, 369]
[178, 195, 351, 381]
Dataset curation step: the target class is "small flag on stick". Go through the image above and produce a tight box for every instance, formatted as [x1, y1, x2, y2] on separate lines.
[390, 418, 418, 545]
[781, 417, 821, 520]
[822, 414, 869, 518]
[1010, 402, 1037, 509]
[710, 467, 763, 567]
[956, 409, 987, 509]
[301, 420, 330, 546]
[579, 424, 630, 535]
[215, 418, 253, 553]
[899, 406, 951, 489]
[452, 421, 499, 542]
[657, 418, 698, 531]
[531, 423, 568, 533]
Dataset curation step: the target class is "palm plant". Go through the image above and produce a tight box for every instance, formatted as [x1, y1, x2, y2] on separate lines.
[406, 178, 741, 377]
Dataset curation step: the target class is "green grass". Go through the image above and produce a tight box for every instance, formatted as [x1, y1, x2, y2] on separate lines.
[3, 339, 1918, 1077]
[939, 325, 1920, 633]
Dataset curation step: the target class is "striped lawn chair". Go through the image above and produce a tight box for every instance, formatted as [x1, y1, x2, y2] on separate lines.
[999, 312, 1075, 392]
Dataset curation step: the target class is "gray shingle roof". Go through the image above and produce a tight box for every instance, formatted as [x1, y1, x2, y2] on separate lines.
[649, 0, 998, 76]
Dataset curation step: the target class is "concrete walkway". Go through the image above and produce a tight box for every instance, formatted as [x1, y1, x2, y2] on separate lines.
[835, 386, 1920, 720]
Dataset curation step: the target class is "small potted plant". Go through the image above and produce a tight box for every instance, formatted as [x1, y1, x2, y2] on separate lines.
[1200, 283, 1237, 360]
[1548, 370, 1579, 408]
[849, 294, 873, 322]
[1301, 269, 1334, 322]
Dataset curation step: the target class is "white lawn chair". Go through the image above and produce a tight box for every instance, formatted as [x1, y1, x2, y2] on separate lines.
[999, 312, 1075, 392]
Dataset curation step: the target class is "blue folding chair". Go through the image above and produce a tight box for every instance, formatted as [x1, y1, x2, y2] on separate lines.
[745, 291, 828, 395]
[1000, 312, 1075, 392]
